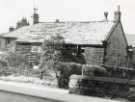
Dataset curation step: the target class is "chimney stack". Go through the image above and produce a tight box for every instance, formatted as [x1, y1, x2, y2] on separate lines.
[55, 19, 60, 23]
[16, 18, 29, 28]
[114, 5, 121, 22]
[33, 8, 39, 24]
[9, 27, 15, 32]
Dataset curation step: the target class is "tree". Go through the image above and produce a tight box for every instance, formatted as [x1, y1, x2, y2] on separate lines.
[39, 34, 86, 88]
[39, 34, 65, 81]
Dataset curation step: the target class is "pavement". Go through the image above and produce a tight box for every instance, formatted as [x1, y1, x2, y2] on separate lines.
[0, 90, 55, 102]
[0, 80, 126, 102]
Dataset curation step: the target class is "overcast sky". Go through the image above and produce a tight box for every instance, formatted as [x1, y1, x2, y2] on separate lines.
[0, 0, 135, 34]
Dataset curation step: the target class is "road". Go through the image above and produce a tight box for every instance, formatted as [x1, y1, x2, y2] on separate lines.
[0, 80, 125, 102]
[0, 90, 59, 102]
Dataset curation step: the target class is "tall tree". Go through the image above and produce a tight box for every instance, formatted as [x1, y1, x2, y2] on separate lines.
[39, 34, 65, 80]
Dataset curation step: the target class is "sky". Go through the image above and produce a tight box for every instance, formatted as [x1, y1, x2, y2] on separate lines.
[0, 0, 135, 34]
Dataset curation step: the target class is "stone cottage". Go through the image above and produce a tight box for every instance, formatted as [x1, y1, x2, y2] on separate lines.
[0, 6, 129, 68]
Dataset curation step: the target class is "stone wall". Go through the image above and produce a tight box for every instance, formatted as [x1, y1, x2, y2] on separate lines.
[15, 44, 41, 65]
[15, 44, 31, 54]
[83, 47, 104, 65]
[105, 22, 128, 67]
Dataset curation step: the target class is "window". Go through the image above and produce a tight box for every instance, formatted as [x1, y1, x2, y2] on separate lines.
[5, 38, 11, 48]
[31, 46, 42, 53]
[6, 38, 10, 45]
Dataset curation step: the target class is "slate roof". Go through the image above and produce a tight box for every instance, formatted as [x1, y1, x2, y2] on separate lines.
[126, 34, 135, 47]
[2, 21, 116, 45]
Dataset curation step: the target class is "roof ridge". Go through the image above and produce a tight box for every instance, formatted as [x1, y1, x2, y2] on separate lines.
[38, 20, 114, 23]
[1, 20, 115, 45]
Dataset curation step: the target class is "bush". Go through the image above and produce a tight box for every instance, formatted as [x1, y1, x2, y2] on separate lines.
[57, 62, 82, 88]
[42, 63, 109, 88]
[0, 51, 29, 75]
[82, 64, 109, 77]
[6, 52, 26, 67]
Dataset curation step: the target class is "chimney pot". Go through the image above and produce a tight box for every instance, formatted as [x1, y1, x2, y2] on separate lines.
[9, 27, 15, 32]
[117, 5, 120, 12]
[114, 5, 121, 22]
[104, 11, 108, 20]
[55, 19, 60, 23]
[33, 8, 39, 24]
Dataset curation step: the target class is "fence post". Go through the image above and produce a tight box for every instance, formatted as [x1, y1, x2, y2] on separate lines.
[82, 66, 84, 77]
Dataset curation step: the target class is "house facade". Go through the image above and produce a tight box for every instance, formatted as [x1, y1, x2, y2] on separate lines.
[81, 19, 128, 67]
[0, 6, 130, 68]
[104, 21, 128, 67]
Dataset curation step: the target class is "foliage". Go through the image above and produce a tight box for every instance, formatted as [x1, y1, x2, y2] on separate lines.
[6, 52, 27, 68]
[61, 52, 86, 64]
[0, 51, 28, 75]
[82, 64, 109, 77]
[39, 34, 86, 88]
[39, 34, 65, 80]
[57, 62, 82, 88]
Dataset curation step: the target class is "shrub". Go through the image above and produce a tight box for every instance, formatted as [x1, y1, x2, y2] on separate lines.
[82, 64, 109, 77]
[39, 34, 86, 88]
[39, 34, 65, 80]
[0, 51, 29, 75]
[57, 62, 82, 88]
[6, 52, 26, 67]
